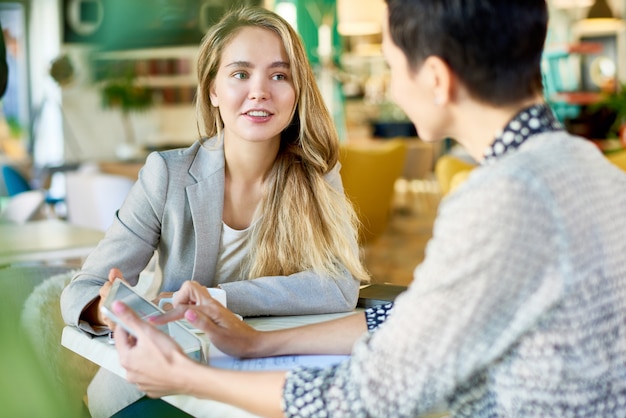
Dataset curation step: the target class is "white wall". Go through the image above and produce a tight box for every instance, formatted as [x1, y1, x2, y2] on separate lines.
[59, 45, 199, 163]
[26, 0, 64, 167]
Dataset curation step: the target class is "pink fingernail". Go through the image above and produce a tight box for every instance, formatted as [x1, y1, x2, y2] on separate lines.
[185, 310, 197, 322]
[112, 300, 125, 313]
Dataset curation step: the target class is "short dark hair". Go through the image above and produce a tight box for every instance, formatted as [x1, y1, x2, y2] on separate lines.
[385, 0, 548, 106]
[0, 21, 8, 98]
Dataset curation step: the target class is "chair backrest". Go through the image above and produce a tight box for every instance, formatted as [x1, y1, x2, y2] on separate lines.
[339, 139, 408, 245]
[19, 268, 99, 417]
[65, 171, 135, 232]
[2, 165, 32, 196]
[0, 190, 46, 224]
[400, 139, 438, 180]
[434, 154, 476, 196]
[606, 149, 626, 173]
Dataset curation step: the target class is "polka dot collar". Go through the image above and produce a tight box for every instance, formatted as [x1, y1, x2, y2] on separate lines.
[482, 104, 563, 164]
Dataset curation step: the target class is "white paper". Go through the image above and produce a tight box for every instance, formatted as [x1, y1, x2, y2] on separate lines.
[209, 346, 349, 371]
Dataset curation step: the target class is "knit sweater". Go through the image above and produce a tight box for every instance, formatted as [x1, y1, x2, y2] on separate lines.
[283, 130, 626, 417]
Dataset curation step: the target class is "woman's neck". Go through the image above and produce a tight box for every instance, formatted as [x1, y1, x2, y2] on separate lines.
[223, 136, 280, 183]
[452, 96, 544, 162]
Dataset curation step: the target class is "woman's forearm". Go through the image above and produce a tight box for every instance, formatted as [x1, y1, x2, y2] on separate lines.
[174, 297, 368, 360]
[252, 311, 367, 358]
[186, 365, 286, 418]
[191, 312, 366, 417]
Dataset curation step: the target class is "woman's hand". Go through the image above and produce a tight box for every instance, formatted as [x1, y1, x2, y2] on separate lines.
[83, 267, 126, 329]
[115, 298, 288, 417]
[112, 300, 196, 398]
[151, 281, 263, 358]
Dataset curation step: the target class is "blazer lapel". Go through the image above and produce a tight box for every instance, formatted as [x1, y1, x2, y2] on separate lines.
[186, 139, 225, 283]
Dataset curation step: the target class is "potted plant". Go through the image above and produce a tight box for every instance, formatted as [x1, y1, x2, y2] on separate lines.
[595, 82, 626, 147]
[99, 61, 153, 159]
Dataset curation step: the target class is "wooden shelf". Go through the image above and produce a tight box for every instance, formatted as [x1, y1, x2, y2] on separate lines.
[551, 91, 604, 105]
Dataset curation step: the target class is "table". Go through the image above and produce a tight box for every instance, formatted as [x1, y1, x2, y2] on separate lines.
[99, 160, 144, 180]
[62, 311, 356, 418]
[0, 219, 104, 266]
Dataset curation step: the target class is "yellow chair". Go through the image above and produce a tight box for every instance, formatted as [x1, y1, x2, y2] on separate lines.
[434, 154, 476, 196]
[339, 139, 408, 245]
[606, 149, 626, 173]
[436, 149, 626, 197]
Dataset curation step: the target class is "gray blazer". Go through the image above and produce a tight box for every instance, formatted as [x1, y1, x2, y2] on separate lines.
[61, 137, 360, 328]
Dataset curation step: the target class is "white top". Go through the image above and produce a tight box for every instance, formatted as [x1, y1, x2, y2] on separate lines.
[214, 222, 251, 284]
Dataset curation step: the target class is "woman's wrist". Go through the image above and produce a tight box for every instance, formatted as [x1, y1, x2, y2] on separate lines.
[175, 354, 205, 396]
[81, 297, 106, 327]
[246, 329, 270, 358]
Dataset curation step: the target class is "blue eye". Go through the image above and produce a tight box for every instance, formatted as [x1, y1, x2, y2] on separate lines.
[272, 74, 287, 81]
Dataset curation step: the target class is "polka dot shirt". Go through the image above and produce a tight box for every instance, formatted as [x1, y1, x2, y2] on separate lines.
[281, 105, 626, 418]
[482, 103, 563, 164]
[283, 105, 564, 418]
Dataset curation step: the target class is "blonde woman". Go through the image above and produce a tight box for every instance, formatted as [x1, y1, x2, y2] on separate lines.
[60, 7, 368, 417]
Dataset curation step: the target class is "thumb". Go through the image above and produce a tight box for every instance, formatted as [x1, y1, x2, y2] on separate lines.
[109, 268, 124, 283]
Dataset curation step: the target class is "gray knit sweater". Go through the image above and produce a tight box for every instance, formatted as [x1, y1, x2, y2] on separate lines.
[284, 130, 626, 417]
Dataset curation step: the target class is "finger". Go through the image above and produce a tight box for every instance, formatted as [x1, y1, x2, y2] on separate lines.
[100, 307, 116, 331]
[108, 267, 124, 283]
[111, 300, 146, 337]
[184, 308, 213, 330]
[183, 305, 256, 358]
[184, 302, 236, 332]
[148, 305, 187, 325]
[114, 325, 139, 371]
[114, 322, 132, 353]
[105, 319, 117, 331]
[174, 281, 211, 306]
[98, 282, 114, 327]
[99, 280, 112, 299]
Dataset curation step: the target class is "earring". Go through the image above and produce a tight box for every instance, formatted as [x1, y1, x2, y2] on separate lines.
[434, 96, 443, 105]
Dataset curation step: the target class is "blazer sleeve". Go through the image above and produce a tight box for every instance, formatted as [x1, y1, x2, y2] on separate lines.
[221, 268, 360, 317]
[60, 153, 169, 329]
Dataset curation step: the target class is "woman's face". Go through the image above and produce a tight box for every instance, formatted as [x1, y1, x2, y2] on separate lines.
[381, 15, 446, 142]
[210, 26, 296, 146]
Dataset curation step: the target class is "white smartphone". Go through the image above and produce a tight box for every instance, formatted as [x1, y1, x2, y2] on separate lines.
[101, 279, 206, 362]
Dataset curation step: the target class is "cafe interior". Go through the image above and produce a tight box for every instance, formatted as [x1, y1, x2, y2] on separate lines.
[0, 0, 626, 415]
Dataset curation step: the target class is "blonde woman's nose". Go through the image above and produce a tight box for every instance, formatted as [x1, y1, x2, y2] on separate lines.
[248, 76, 269, 100]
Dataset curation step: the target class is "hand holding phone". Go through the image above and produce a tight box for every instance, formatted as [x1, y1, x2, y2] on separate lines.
[94, 268, 126, 330]
[101, 279, 206, 362]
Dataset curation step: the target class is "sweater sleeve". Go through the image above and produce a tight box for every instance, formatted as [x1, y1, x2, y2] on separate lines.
[282, 169, 566, 417]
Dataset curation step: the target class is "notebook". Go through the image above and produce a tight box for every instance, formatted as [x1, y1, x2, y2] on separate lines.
[357, 283, 408, 309]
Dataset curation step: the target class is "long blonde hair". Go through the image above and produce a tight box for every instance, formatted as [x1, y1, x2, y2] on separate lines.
[196, 7, 369, 283]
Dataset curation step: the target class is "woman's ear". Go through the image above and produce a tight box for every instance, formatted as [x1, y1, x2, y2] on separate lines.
[209, 83, 219, 107]
[423, 56, 453, 106]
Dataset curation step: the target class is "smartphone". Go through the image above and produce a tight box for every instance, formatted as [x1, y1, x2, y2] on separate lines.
[101, 279, 206, 362]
